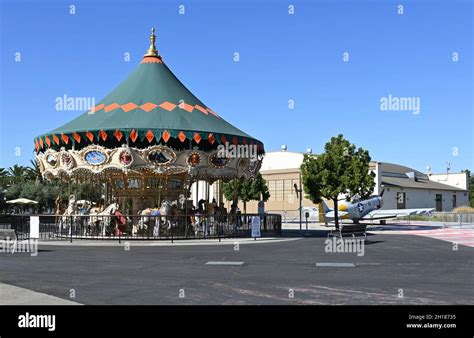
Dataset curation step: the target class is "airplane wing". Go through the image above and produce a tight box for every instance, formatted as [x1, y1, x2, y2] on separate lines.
[362, 208, 435, 220]
[325, 211, 349, 219]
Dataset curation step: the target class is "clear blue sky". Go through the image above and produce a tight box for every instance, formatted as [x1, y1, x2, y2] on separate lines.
[1, 0, 472, 174]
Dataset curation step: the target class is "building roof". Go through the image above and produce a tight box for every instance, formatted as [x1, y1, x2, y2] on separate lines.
[381, 176, 466, 191]
[377, 162, 429, 180]
[260, 151, 304, 171]
[34, 28, 263, 154]
[376, 162, 467, 191]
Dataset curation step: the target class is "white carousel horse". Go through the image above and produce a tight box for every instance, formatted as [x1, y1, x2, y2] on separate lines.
[132, 200, 178, 236]
[138, 208, 153, 225]
[191, 213, 205, 236]
[87, 203, 119, 236]
[159, 199, 179, 230]
[76, 200, 92, 215]
[133, 208, 159, 235]
[58, 195, 78, 234]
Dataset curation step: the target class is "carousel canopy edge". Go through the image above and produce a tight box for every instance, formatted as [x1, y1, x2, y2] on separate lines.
[34, 129, 265, 154]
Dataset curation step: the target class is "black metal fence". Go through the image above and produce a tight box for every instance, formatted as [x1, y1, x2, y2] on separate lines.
[0, 213, 282, 241]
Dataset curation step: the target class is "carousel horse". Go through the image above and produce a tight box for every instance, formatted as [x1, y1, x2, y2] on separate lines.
[55, 196, 65, 216]
[190, 212, 201, 236]
[87, 202, 120, 236]
[58, 195, 78, 234]
[89, 204, 104, 215]
[54, 196, 65, 228]
[134, 207, 159, 235]
[159, 199, 179, 230]
[192, 210, 210, 237]
[76, 200, 92, 215]
[132, 200, 178, 236]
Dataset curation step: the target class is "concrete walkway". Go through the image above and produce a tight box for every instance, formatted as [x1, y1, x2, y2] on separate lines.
[0, 282, 80, 305]
[37, 237, 301, 247]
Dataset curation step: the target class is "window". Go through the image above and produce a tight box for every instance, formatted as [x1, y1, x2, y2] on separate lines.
[146, 177, 161, 189]
[115, 179, 124, 189]
[283, 180, 293, 200]
[275, 180, 284, 201]
[268, 180, 276, 201]
[116, 178, 142, 189]
[127, 178, 141, 189]
[168, 178, 182, 190]
[452, 194, 456, 209]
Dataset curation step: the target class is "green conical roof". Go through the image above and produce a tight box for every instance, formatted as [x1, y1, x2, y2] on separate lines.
[34, 29, 263, 154]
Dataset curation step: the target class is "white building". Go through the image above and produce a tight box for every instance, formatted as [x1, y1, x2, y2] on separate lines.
[371, 162, 469, 212]
[242, 150, 469, 213]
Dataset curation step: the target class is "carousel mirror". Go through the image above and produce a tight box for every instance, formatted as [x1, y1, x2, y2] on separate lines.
[148, 149, 174, 165]
[209, 153, 229, 168]
[84, 150, 107, 165]
[46, 154, 57, 166]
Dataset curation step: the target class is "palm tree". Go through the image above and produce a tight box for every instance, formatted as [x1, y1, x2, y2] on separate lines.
[0, 168, 8, 187]
[7, 165, 28, 185]
[0, 168, 7, 213]
[27, 159, 42, 184]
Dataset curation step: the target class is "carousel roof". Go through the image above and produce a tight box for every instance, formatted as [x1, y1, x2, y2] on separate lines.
[34, 28, 264, 154]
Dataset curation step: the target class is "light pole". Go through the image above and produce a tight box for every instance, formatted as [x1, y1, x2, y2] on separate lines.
[294, 181, 302, 236]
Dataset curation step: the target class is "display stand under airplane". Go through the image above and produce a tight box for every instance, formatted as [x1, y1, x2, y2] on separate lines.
[320, 189, 434, 224]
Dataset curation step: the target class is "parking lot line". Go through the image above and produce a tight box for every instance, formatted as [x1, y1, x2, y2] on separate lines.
[316, 262, 355, 267]
[205, 261, 245, 266]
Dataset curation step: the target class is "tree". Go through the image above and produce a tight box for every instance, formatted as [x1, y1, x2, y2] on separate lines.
[7, 165, 28, 185]
[76, 181, 102, 203]
[5, 183, 22, 201]
[301, 134, 375, 229]
[223, 173, 270, 213]
[471, 174, 474, 208]
[462, 169, 474, 207]
[251, 173, 271, 202]
[0, 168, 8, 212]
[27, 159, 43, 184]
[1, 160, 104, 213]
[0, 167, 8, 187]
[222, 179, 242, 205]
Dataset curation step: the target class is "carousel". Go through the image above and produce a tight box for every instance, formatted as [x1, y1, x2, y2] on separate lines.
[33, 28, 267, 238]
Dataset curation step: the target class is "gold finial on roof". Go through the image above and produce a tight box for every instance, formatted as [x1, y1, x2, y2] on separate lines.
[144, 27, 159, 57]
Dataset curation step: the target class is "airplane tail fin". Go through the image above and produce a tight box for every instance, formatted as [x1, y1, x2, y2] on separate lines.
[320, 199, 331, 213]
[319, 199, 330, 224]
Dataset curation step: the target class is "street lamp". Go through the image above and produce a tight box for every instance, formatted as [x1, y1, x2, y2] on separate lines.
[294, 182, 302, 236]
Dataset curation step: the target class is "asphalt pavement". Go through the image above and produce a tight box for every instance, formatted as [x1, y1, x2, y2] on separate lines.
[0, 234, 472, 305]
